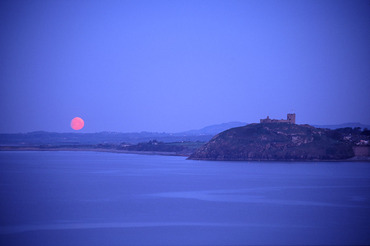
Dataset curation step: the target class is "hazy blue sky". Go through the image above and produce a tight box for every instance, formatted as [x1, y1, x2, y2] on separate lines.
[1, 0, 369, 133]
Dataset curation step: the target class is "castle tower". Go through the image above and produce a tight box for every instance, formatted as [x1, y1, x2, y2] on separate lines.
[287, 113, 296, 124]
[260, 116, 271, 123]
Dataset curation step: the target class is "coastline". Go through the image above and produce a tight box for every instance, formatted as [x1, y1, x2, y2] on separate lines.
[0, 146, 187, 157]
[1, 146, 369, 161]
[187, 157, 370, 162]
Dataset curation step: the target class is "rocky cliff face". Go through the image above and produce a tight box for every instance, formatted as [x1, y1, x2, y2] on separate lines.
[188, 123, 355, 161]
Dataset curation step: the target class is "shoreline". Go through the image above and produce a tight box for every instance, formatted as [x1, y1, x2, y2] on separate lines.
[1, 146, 369, 162]
[187, 157, 370, 162]
[0, 146, 188, 157]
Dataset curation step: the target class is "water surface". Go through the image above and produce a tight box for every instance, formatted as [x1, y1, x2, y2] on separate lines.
[0, 151, 369, 245]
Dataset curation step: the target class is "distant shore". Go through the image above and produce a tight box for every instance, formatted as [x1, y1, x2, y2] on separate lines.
[0, 146, 187, 157]
[1, 146, 369, 161]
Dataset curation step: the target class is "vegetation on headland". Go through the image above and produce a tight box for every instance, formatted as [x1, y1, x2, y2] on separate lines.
[189, 123, 370, 161]
[117, 140, 204, 155]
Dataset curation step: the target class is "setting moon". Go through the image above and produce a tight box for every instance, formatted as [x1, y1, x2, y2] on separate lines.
[71, 117, 84, 130]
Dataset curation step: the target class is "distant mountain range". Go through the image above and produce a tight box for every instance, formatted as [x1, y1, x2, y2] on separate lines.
[313, 122, 370, 130]
[176, 121, 247, 136]
[0, 122, 369, 146]
[177, 121, 370, 135]
[179, 121, 370, 135]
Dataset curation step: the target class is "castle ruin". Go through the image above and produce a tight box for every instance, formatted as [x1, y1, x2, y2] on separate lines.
[260, 113, 296, 124]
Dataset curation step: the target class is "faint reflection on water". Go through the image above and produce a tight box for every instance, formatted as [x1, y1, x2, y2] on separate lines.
[145, 186, 369, 208]
[0, 221, 314, 235]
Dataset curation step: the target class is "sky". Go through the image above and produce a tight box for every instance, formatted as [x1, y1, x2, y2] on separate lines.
[0, 0, 369, 133]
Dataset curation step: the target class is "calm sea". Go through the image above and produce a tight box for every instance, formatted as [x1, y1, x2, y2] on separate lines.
[0, 151, 369, 245]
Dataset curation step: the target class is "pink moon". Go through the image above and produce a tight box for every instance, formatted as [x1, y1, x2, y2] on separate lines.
[71, 117, 84, 130]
